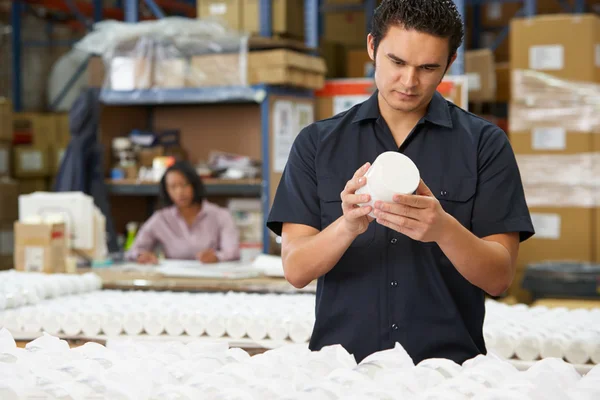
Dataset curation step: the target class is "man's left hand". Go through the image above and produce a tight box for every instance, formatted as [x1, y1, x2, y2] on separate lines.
[373, 179, 452, 243]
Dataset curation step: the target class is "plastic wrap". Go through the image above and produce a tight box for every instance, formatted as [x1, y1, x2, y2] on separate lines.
[511, 69, 600, 108]
[509, 103, 600, 133]
[522, 183, 598, 208]
[516, 153, 600, 186]
[75, 18, 256, 104]
[516, 153, 600, 207]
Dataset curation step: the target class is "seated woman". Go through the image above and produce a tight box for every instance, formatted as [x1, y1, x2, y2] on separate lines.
[127, 160, 240, 264]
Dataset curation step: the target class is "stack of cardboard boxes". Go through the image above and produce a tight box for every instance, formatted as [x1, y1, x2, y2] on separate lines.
[507, 14, 600, 300]
[0, 98, 72, 270]
[197, 0, 305, 38]
[12, 112, 69, 194]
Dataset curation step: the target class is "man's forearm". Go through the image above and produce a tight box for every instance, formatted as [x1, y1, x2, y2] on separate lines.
[437, 216, 513, 296]
[282, 217, 360, 288]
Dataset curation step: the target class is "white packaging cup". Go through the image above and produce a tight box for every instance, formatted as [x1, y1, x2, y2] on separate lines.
[356, 152, 420, 218]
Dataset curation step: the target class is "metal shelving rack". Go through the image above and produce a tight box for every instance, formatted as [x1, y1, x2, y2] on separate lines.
[13, 0, 528, 254]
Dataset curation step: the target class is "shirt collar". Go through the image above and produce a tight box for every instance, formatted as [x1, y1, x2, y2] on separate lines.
[352, 89, 453, 129]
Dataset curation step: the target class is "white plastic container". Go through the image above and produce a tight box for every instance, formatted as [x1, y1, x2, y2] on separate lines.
[356, 152, 420, 218]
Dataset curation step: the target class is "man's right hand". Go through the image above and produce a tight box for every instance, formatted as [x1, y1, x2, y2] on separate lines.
[137, 251, 158, 265]
[340, 162, 374, 236]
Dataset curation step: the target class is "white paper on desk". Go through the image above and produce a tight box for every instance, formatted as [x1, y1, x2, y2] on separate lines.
[155, 260, 261, 279]
[251, 254, 284, 277]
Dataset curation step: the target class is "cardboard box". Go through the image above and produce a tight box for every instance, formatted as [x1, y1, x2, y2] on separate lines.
[189, 49, 327, 89]
[0, 98, 12, 143]
[14, 222, 67, 273]
[467, 2, 522, 28]
[324, 11, 366, 47]
[243, 0, 304, 38]
[510, 14, 600, 83]
[138, 146, 164, 168]
[13, 146, 50, 178]
[518, 207, 595, 267]
[319, 41, 346, 78]
[465, 49, 496, 102]
[346, 49, 372, 78]
[154, 59, 187, 88]
[19, 191, 96, 251]
[315, 77, 468, 121]
[0, 179, 19, 223]
[88, 56, 105, 87]
[18, 179, 49, 196]
[495, 63, 510, 103]
[54, 114, 71, 148]
[509, 103, 598, 154]
[198, 0, 243, 31]
[109, 57, 153, 91]
[13, 113, 57, 150]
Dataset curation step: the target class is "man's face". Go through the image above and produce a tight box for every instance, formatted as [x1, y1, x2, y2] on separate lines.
[368, 25, 455, 115]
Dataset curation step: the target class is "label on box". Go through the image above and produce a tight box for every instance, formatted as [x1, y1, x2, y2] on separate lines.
[529, 45, 564, 70]
[20, 151, 43, 171]
[530, 213, 561, 240]
[486, 2, 502, 20]
[466, 73, 482, 91]
[333, 95, 370, 115]
[24, 246, 45, 272]
[0, 230, 13, 255]
[0, 149, 7, 174]
[209, 3, 227, 15]
[596, 44, 600, 67]
[532, 127, 566, 150]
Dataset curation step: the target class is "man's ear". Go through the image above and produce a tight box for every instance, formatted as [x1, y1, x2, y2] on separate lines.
[367, 34, 375, 61]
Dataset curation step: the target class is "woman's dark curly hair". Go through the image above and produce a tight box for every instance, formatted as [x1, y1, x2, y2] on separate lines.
[159, 160, 206, 207]
[371, 0, 464, 69]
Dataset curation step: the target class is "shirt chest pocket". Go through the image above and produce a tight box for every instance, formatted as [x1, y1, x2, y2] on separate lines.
[436, 176, 477, 230]
[317, 177, 376, 248]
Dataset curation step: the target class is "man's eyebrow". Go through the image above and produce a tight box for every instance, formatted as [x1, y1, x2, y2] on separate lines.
[386, 53, 441, 68]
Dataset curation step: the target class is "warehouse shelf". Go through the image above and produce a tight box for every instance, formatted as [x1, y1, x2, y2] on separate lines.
[106, 178, 263, 197]
[100, 86, 268, 106]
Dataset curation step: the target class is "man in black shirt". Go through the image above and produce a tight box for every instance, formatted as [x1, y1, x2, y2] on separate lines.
[267, 0, 535, 364]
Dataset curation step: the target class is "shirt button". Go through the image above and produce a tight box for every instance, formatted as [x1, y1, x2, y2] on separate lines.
[440, 190, 448, 197]
[390, 238, 398, 244]
[390, 281, 398, 287]
[391, 323, 399, 331]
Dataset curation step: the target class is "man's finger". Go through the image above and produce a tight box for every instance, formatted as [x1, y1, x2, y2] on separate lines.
[376, 217, 416, 237]
[352, 161, 371, 179]
[348, 205, 372, 220]
[392, 194, 431, 209]
[342, 193, 370, 206]
[374, 210, 420, 230]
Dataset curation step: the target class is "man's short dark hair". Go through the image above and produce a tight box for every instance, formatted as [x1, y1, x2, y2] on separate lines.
[159, 160, 206, 207]
[371, 0, 464, 67]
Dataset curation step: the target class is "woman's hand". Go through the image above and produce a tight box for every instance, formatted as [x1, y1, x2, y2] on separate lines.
[137, 251, 158, 265]
[197, 249, 219, 264]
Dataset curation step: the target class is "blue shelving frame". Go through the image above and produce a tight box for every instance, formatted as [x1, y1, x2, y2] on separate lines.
[15, 0, 593, 253]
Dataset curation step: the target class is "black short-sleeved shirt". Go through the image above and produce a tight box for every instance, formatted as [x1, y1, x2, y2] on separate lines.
[267, 90, 535, 364]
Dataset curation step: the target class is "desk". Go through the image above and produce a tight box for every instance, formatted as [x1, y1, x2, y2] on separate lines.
[82, 267, 317, 294]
